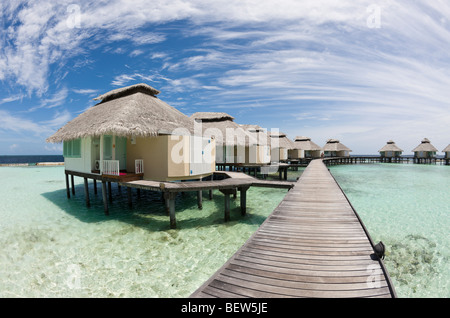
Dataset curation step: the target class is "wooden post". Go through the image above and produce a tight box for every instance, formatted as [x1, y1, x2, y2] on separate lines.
[83, 178, 90, 207]
[209, 190, 213, 200]
[220, 189, 235, 222]
[284, 167, 288, 180]
[65, 172, 70, 199]
[239, 186, 249, 216]
[164, 192, 177, 229]
[108, 182, 112, 202]
[127, 187, 132, 208]
[102, 181, 109, 215]
[71, 174, 75, 195]
[93, 179, 97, 195]
[197, 190, 203, 209]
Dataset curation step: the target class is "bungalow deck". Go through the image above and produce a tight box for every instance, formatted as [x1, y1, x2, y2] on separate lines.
[64, 169, 294, 229]
[190, 159, 397, 298]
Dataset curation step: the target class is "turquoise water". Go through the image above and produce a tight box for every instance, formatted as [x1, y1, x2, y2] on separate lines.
[0, 166, 296, 297]
[330, 164, 450, 298]
[1, 164, 448, 298]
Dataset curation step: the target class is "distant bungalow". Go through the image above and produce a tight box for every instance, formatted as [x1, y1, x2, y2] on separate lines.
[411, 138, 438, 159]
[239, 124, 271, 164]
[322, 139, 352, 157]
[269, 131, 294, 162]
[190, 112, 257, 164]
[47, 83, 215, 181]
[379, 140, 403, 158]
[290, 136, 322, 159]
[442, 144, 450, 158]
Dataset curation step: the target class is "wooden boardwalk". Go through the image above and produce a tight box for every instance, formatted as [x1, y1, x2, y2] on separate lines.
[191, 159, 396, 298]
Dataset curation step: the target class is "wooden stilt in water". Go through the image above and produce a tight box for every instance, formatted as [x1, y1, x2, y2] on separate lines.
[102, 181, 109, 215]
[84, 177, 90, 207]
[127, 187, 132, 208]
[164, 192, 177, 229]
[239, 186, 249, 216]
[93, 179, 97, 195]
[108, 182, 112, 202]
[220, 189, 235, 222]
[197, 190, 203, 209]
[71, 174, 75, 195]
[209, 189, 213, 200]
[65, 172, 70, 199]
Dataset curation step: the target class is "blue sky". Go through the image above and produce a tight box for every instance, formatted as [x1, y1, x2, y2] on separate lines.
[1, 0, 449, 155]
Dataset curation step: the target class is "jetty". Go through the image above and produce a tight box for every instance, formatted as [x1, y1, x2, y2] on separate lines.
[191, 159, 396, 298]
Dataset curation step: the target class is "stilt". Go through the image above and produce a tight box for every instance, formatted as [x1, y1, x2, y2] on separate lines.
[93, 179, 97, 195]
[102, 181, 109, 215]
[164, 192, 177, 229]
[137, 188, 141, 199]
[65, 172, 71, 199]
[284, 167, 288, 180]
[197, 190, 203, 209]
[220, 189, 235, 222]
[108, 182, 112, 202]
[83, 177, 90, 207]
[239, 186, 249, 216]
[127, 187, 132, 208]
[71, 174, 75, 195]
[209, 190, 213, 200]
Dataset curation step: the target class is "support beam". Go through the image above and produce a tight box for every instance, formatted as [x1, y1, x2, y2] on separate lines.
[127, 187, 132, 208]
[71, 174, 75, 195]
[220, 188, 236, 222]
[239, 186, 250, 216]
[65, 172, 70, 199]
[102, 181, 109, 215]
[93, 179, 97, 195]
[197, 190, 203, 209]
[83, 177, 90, 207]
[164, 192, 177, 229]
[108, 182, 112, 202]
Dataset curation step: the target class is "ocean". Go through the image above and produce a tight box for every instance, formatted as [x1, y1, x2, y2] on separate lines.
[0, 161, 448, 298]
[0, 155, 64, 165]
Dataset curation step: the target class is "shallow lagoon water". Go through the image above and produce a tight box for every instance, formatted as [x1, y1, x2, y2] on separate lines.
[0, 166, 297, 297]
[0, 164, 448, 298]
[330, 163, 449, 298]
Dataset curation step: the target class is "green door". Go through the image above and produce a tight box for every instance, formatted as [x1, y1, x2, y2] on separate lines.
[115, 136, 127, 170]
[103, 135, 113, 160]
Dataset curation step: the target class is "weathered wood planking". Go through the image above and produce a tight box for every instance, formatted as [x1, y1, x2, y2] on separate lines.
[191, 159, 396, 298]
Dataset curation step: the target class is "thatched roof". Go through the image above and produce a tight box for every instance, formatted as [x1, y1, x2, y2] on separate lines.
[322, 139, 352, 152]
[269, 131, 295, 149]
[191, 112, 234, 122]
[191, 112, 256, 146]
[47, 83, 194, 143]
[412, 138, 438, 152]
[443, 144, 450, 152]
[379, 140, 403, 152]
[292, 136, 322, 151]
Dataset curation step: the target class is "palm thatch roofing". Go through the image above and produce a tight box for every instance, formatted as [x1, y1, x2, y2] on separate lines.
[292, 136, 322, 151]
[411, 138, 438, 152]
[443, 144, 450, 152]
[322, 139, 352, 152]
[47, 83, 194, 143]
[269, 131, 295, 150]
[378, 140, 404, 152]
[190, 112, 257, 146]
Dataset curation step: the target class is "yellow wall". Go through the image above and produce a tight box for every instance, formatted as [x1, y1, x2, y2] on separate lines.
[126, 135, 214, 181]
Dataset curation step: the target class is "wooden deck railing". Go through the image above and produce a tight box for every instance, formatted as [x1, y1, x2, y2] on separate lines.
[102, 160, 119, 176]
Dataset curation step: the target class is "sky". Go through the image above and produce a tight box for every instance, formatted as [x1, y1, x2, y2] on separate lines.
[1, 0, 449, 155]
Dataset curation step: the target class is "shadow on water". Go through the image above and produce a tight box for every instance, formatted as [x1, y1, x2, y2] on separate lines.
[41, 183, 269, 232]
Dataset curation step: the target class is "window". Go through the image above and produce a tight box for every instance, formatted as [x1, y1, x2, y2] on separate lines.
[63, 139, 82, 158]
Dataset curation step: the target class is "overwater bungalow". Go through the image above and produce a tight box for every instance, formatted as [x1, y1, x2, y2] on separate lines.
[379, 140, 403, 158]
[190, 112, 257, 164]
[442, 144, 450, 158]
[268, 131, 294, 162]
[239, 124, 271, 164]
[290, 136, 322, 159]
[323, 139, 352, 157]
[47, 83, 215, 181]
[411, 138, 438, 159]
